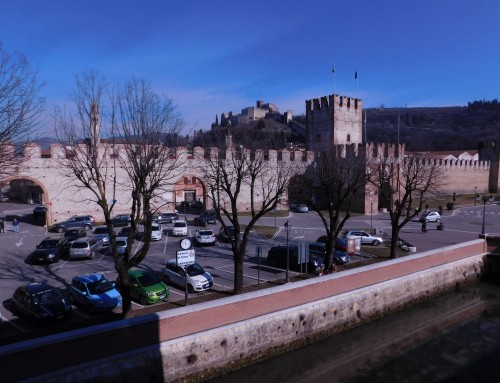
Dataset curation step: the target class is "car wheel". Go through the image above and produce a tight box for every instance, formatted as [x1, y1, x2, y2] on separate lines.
[164, 275, 171, 285]
[372, 240, 380, 246]
[436, 218, 441, 223]
[139, 296, 148, 306]
[84, 225, 92, 231]
[57, 226, 64, 233]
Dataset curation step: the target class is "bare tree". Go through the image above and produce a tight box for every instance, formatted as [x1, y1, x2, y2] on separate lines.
[0, 44, 44, 182]
[368, 151, 444, 259]
[198, 133, 304, 294]
[55, 73, 183, 315]
[305, 147, 369, 271]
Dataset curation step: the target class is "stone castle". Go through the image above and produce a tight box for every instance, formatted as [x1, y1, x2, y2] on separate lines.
[0, 93, 497, 225]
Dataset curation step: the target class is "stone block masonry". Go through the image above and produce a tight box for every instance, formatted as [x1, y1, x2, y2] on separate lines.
[0, 239, 487, 382]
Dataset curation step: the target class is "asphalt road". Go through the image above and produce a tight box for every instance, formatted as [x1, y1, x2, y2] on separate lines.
[0, 201, 498, 340]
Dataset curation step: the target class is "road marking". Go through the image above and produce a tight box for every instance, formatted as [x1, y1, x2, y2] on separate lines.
[16, 237, 24, 247]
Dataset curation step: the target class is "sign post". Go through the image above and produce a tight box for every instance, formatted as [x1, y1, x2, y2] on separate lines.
[176, 249, 195, 306]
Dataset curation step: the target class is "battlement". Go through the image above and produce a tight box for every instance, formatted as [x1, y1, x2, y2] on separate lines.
[306, 94, 362, 113]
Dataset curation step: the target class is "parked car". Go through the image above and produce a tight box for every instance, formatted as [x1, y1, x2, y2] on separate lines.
[267, 245, 325, 274]
[70, 273, 122, 313]
[115, 236, 128, 255]
[163, 260, 213, 293]
[52, 215, 96, 233]
[315, 235, 348, 251]
[344, 230, 384, 246]
[308, 242, 350, 265]
[29, 237, 69, 264]
[92, 225, 110, 246]
[193, 211, 218, 226]
[64, 226, 86, 242]
[150, 222, 163, 241]
[112, 214, 132, 227]
[32, 206, 47, 219]
[118, 226, 133, 237]
[219, 226, 237, 242]
[296, 204, 309, 213]
[194, 229, 216, 246]
[154, 212, 179, 224]
[419, 211, 441, 223]
[69, 237, 102, 260]
[172, 220, 188, 236]
[116, 269, 169, 305]
[11, 281, 72, 325]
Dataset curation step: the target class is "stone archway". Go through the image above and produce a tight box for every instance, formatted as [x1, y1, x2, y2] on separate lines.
[173, 175, 207, 213]
[1, 176, 51, 225]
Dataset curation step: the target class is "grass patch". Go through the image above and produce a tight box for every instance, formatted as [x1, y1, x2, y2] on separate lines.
[241, 224, 279, 239]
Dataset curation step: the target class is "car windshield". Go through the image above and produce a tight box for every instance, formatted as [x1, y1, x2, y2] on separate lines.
[187, 263, 205, 276]
[66, 230, 79, 236]
[34, 289, 60, 304]
[87, 279, 113, 294]
[199, 230, 213, 236]
[116, 240, 127, 247]
[38, 240, 59, 249]
[136, 272, 161, 287]
[174, 222, 186, 227]
[72, 242, 89, 249]
[152, 224, 161, 231]
[94, 227, 108, 234]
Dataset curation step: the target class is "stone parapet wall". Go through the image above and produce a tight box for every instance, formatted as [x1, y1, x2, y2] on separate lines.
[0, 239, 487, 382]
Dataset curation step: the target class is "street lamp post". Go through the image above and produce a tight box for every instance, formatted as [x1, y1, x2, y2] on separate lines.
[370, 202, 373, 232]
[475, 186, 478, 205]
[482, 196, 487, 235]
[285, 220, 290, 283]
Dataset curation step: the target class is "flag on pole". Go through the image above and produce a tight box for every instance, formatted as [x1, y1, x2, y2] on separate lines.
[332, 65, 336, 74]
[355, 70, 358, 79]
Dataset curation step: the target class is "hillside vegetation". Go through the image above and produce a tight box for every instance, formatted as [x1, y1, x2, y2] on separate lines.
[365, 100, 500, 151]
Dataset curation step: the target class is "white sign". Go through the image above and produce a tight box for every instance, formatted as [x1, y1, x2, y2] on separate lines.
[298, 242, 309, 264]
[176, 249, 195, 266]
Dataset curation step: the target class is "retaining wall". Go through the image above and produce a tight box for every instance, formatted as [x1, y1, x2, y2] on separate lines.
[0, 239, 488, 382]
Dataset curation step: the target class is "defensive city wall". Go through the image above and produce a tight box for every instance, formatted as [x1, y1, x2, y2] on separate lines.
[1, 139, 494, 224]
[0, 238, 494, 382]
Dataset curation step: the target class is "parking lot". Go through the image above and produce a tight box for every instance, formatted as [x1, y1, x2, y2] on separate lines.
[1, 201, 498, 341]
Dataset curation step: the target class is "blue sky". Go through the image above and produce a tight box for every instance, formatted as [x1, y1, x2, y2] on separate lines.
[2, 0, 500, 135]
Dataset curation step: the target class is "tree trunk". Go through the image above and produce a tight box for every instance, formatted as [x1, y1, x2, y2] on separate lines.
[390, 223, 399, 259]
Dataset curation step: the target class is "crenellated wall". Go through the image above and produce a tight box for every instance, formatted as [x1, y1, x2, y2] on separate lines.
[305, 94, 363, 152]
[0, 143, 315, 224]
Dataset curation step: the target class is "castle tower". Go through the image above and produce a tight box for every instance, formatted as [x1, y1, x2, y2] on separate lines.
[305, 94, 362, 152]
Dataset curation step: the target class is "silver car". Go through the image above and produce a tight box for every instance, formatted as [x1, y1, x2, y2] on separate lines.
[344, 230, 384, 246]
[92, 225, 110, 247]
[69, 237, 102, 260]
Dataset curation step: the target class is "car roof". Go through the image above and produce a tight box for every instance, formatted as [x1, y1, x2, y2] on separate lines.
[128, 269, 153, 277]
[25, 281, 54, 293]
[309, 242, 326, 247]
[72, 237, 91, 243]
[74, 273, 105, 283]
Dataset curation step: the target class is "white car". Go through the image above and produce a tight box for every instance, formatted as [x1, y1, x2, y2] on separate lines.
[296, 204, 309, 213]
[172, 220, 188, 237]
[419, 211, 441, 223]
[163, 260, 214, 293]
[344, 230, 384, 246]
[150, 223, 163, 241]
[194, 229, 216, 246]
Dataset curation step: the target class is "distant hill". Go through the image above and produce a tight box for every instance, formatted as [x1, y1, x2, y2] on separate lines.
[365, 102, 500, 151]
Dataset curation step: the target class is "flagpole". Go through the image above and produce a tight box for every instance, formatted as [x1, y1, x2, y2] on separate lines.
[332, 65, 336, 93]
[355, 69, 358, 98]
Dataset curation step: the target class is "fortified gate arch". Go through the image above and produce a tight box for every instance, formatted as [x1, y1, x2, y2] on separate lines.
[173, 174, 208, 211]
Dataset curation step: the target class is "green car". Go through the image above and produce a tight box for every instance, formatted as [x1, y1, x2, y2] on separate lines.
[117, 269, 169, 305]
